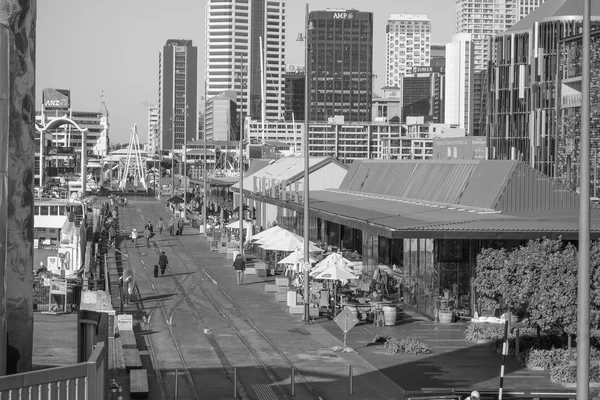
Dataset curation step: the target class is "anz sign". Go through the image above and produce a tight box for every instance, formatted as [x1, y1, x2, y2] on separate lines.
[332, 11, 355, 19]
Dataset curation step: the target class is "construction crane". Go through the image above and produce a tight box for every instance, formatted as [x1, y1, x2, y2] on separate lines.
[118, 125, 147, 191]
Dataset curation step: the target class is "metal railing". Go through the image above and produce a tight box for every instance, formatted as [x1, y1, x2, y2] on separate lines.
[0, 341, 107, 400]
[32, 277, 82, 312]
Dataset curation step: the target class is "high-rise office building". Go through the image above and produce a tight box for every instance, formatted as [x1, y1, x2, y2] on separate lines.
[158, 39, 198, 151]
[385, 14, 431, 87]
[430, 44, 446, 69]
[148, 106, 159, 155]
[284, 64, 305, 122]
[403, 66, 445, 123]
[454, 0, 546, 135]
[308, 9, 373, 122]
[445, 33, 474, 133]
[205, 0, 286, 123]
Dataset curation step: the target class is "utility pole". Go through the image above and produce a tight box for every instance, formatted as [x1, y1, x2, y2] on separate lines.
[238, 55, 246, 257]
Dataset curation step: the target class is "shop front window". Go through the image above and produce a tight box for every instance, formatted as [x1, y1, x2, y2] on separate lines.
[403, 238, 435, 318]
[435, 239, 472, 314]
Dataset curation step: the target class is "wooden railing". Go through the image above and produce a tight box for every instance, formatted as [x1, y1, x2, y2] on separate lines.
[0, 340, 107, 400]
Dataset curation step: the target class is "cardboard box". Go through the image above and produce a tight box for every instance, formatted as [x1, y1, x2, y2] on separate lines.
[244, 268, 256, 275]
[256, 269, 267, 277]
[287, 290, 297, 307]
[289, 306, 304, 314]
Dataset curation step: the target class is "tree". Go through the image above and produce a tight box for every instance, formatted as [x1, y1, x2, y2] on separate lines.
[474, 238, 600, 336]
[160, 159, 177, 171]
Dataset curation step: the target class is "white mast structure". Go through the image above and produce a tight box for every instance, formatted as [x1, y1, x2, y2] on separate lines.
[259, 36, 266, 143]
[119, 124, 147, 191]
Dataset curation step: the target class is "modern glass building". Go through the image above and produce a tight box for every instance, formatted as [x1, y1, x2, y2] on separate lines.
[403, 66, 445, 123]
[283, 64, 305, 122]
[205, 0, 286, 122]
[308, 9, 373, 122]
[158, 39, 198, 151]
[486, 0, 600, 176]
[455, 0, 547, 136]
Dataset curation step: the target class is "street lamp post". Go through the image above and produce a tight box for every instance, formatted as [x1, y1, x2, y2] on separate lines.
[238, 56, 246, 257]
[577, 1, 591, 398]
[298, 3, 312, 322]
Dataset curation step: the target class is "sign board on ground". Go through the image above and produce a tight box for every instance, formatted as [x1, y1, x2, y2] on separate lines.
[117, 314, 133, 331]
[334, 308, 359, 333]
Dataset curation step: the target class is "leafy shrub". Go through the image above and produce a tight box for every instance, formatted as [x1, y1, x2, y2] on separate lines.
[550, 363, 600, 383]
[372, 335, 432, 355]
[522, 348, 600, 371]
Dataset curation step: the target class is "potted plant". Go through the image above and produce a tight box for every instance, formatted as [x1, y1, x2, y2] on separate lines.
[438, 307, 454, 323]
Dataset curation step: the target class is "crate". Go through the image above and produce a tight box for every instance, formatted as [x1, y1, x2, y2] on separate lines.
[277, 286, 288, 294]
[244, 268, 256, 275]
[256, 269, 267, 277]
[209, 241, 219, 251]
[275, 277, 289, 287]
[274, 293, 287, 302]
[264, 284, 278, 293]
[289, 306, 304, 315]
[226, 248, 236, 260]
[218, 243, 228, 254]
[309, 307, 319, 317]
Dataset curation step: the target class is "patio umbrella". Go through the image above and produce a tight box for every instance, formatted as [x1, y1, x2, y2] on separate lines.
[314, 265, 358, 281]
[249, 226, 287, 242]
[310, 252, 356, 277]
[278, 248, 318, 275]
[259, 232, 322, 253]
[166, 195, 184, 204]
[225, 220, 252, 230]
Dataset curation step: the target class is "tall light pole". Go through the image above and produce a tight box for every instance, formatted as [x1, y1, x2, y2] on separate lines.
[577, 0, 591, 398]
[183, 144, 187, 219]
[238, 56, 246, 257]
[298, 3, 312, 322]
[203, 83, 208, 235]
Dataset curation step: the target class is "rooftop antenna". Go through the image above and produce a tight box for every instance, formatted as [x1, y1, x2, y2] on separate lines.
[100, 90, 109, 117]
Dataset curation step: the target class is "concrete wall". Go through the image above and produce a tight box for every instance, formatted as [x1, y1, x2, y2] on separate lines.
[0, 0, 36, 374]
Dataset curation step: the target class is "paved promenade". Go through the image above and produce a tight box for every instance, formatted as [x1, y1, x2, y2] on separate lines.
[32, 196, 576, 399]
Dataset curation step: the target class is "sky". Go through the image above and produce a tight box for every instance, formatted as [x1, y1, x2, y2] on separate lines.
[36, 0, 456, 144]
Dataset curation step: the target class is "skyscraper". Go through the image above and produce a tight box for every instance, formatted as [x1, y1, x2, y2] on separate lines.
[309, 9, 373, 122]
[454, 0, 546, 135]
[205, 0, 286, 122]
[445, 33, 474, 133]
[158, 39, 198, 151]
[385, 14, 431, 87]
[148, 106, 159, 155]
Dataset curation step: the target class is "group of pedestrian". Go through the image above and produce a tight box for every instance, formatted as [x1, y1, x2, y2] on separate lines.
[168, 217, 185, 236]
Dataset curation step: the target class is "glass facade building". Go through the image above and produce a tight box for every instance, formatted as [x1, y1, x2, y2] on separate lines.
[283, 67, 305, 122]
[308, 9, 373, 122]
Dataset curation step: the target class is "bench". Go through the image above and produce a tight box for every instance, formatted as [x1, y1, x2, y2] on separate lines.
[120, 330, 137, 349]
[129, 369, 148, 398]
[123, 348, 143, 371]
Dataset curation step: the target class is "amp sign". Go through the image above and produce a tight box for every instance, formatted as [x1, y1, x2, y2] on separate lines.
[332, 11, 355, 19]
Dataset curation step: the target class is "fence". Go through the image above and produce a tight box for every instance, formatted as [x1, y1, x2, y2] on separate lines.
[0, 312, 108, 400]
[32, 276, 82, 312]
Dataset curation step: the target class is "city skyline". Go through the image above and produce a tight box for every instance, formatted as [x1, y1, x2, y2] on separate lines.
[37, 0, 456, 144]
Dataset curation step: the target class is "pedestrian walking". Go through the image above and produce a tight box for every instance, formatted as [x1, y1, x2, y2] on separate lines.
[147, 221, 154, 234]
[130, 227, 138, 247]
[168, 217, 174, 236]
[233, 254, 246, 285]
[177, 218, 184, 236]
[108, 225, 116, 246]
[159, 251, 168, 276]
[154, 264, 159, 278]
[157, 218, 164, 235]
[144, 226, 151, 248]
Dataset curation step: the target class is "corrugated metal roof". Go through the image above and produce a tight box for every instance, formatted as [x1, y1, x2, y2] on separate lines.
[338, 159, 579, 212]
[308, 189, 600, 235]
[340, 160, 515, 208]
[506, 0, 600, 33]
[232, 157, 330, 190]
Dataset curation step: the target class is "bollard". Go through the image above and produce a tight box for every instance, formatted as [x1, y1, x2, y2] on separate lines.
[175, 368, 178, 398]
[291, 367, 295, 395]
[234, 367, 237, 398]
[349, 365, 353, 394]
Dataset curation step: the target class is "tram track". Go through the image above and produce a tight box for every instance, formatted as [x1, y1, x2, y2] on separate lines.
[122, 240, 201, 400]
[158, 230, 326, 400]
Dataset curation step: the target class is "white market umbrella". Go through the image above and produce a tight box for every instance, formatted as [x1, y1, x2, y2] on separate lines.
[310, 252, 355, 277]
[260, 232, 322, 253]
[225, 219, 252, 230]
[278, 249, 317, 266]
[250, 226, 288, 242]
[314, 265, 358, 281]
